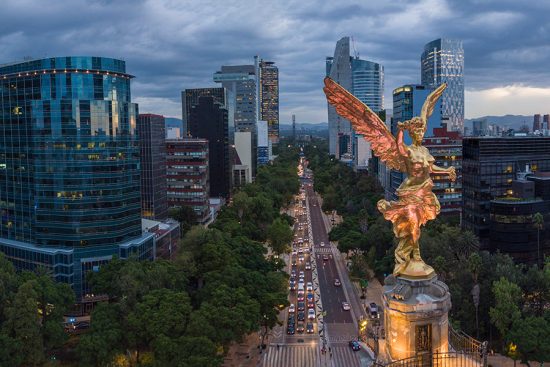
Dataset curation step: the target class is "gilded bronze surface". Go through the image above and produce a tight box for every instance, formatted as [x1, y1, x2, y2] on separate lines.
[323, 77, 456, 279]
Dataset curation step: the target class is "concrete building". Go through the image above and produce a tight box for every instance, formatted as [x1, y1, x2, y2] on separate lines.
[533, 114, 543, 132]
[166, 138, 210, 224]
[472, 119, 488, 136]
[142, 218, 180, 260]
[424, 126, 462, 216]
[137, 114, 168, 220]
[257, 120, 270, 166]
[0, 57, 154, 300]
[166, 127, 181, 139]
[234, 131, 253, 183]
[421, 38, 464, 133]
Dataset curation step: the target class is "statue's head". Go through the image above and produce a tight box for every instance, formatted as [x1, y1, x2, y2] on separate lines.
[407, 117, 426, 144]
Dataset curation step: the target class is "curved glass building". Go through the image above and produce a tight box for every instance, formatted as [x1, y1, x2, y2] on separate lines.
[0, 57, 154, 299]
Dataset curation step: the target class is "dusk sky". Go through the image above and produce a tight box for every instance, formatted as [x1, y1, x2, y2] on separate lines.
[1, 0, 549, 123]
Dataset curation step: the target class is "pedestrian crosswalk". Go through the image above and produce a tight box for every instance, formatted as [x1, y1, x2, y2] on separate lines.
[314, 247, 333, 254]
[260, 344, 364, 367]
[261, 344, 319, 367]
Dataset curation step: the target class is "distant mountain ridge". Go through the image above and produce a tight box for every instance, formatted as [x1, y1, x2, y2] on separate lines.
[280, 122, 328, 131]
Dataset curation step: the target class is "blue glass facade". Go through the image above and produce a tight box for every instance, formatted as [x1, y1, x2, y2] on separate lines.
[0, 57, 153, 299]
[421, 39, 464, 133]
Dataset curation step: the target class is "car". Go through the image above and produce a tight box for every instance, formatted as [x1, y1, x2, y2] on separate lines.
[305, 262, 311, 270]
[296, 322, 305, 333]
[289, 281, 296, 291]
[299, 271, 305, 278]
[287, 326, 295, 335]
[369, 303, 380, 319]
[298, 248, 303, 254]
[306, 322, 314, 334]
[342, 302, 351, 311]
[298, 255, 305, 262]
[349, 340, 361, 351]
[306, 282, 313, 291]
[297, 311, 305, 321]
[334, 278, 341, 287]
[323, 255, 329, 261]
[292, 260, 297, 266]
[320, 242, 325, 247]
[307, 299, 314, 308]
[308, 308, 316, 320]
[291, 270, 297, 277]
[297, 293, 305, 302]
[292, 250, 297, 256]
[297, 302, 305, 311]
[289, 304, 296, 313]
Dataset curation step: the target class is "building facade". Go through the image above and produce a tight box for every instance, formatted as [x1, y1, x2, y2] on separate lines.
[188, 96, 230, 198]
[234, 131, 253, 183]
[166, 138, 210, 223]
[533, 114, 542, 132]
[257, 120, 270, 165]
[256, 57, 279, 144]
[0, 56, 154, 300]
[421, 38, 464, 133]
[462, 137, 550, 249]
[181, 87, 229, 136]
[327, 37, 384, 161]
[388, 85, 443, 199]
[424, 126, 462, 216]
[137, 114, 168, 220]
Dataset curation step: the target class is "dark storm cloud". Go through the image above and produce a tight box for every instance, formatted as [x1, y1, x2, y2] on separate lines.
[1, 0, 549, 121]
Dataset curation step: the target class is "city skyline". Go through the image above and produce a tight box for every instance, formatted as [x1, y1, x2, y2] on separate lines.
[1, 0, 550, 123]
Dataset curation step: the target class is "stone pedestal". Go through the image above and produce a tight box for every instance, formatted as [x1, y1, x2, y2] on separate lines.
[382, 274, 451, 361]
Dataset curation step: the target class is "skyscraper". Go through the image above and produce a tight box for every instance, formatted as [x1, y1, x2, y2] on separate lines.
[543, 114, 550, 130]
[327, 37, 384, 160]
[0, 57, 154, 299]
[257, 120, 270, 166]
[214, 65, 257, 175]
[181, 87, 230, 136]
[188, 96, 230, 198]
[255, 57, 279, 144]
[421, 38, 464, 133]
[137, 114, 168, 220]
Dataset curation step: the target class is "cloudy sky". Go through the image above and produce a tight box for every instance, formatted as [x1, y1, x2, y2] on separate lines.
[1, 0, 549, 123]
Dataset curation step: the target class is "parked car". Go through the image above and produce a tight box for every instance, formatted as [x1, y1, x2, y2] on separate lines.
[287, 325, 295, 335]
[349, 340, 361, 351]
[308, 308, 316, 320]
[320, 241, 325, 247]
[297, 293, 305, 302]
[298, 302, 305, 311]
[342, 302, 351, 311]
[334, 278, 341, 286]
[306, 322, 314, 334]
[369, 302, 380, 319]
[297, 311, 305, 321]
[296, 322, 305, 333]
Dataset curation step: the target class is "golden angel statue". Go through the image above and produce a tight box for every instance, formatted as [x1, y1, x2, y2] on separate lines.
[323, 77, 456, 279]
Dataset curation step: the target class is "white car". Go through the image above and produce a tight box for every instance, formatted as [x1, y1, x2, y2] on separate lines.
[289, 304, 296, 313]
[342, 302, 351, 311]
[299, 271, 305, 278]
[305, 262, 311, 270]
[308, 308, 316, 320]
[320, 242, 325, 247]
[306, 282, 313, 291]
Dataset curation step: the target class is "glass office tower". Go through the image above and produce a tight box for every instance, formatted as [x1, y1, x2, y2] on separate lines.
[0, 57, 154, 300]
[421, 38, 464, 133]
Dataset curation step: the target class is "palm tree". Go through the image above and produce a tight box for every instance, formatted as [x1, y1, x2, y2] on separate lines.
[533, 212, 544, 268]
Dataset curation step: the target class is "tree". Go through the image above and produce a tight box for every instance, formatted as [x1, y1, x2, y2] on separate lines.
[508, 316, 550, 367]
[490, 277, 522, 342]
[77, 303, 124, 367]
[169, 205, 197, 235]
[3, 281, 44, 366]
[533, 212, 544, 268]
[267, 218, 293, 255]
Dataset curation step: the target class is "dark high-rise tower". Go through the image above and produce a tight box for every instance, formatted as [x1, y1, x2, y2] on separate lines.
[0, 57, 154, 299]
[533, 114, 542, 131]
[137, 114, 168, 220]
[188, 96, 230, 198]
[292, 114, 296, 143]
[181, 87, 229, 136]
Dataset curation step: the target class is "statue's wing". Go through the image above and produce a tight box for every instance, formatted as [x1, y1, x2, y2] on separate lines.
[323, 77, 404, 171]
[420, 83, 447, 123]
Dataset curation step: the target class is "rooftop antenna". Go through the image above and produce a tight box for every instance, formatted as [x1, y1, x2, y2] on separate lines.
[351, 36, 359, 59]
